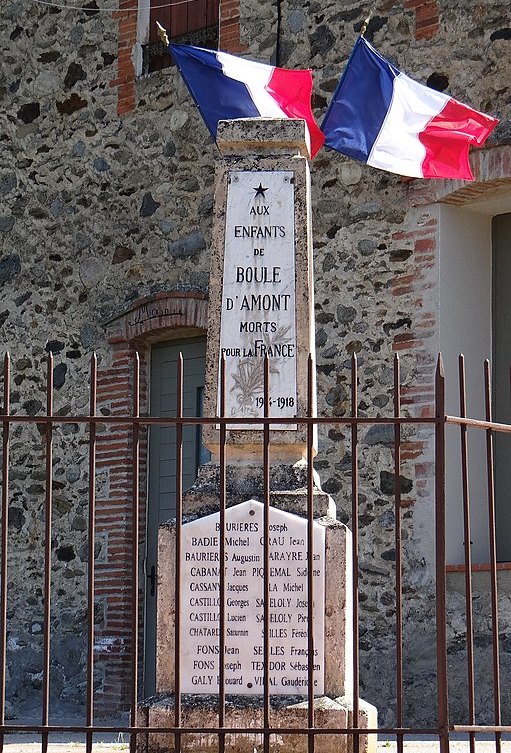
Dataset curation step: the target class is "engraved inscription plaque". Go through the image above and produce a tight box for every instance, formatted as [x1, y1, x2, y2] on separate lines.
[219, 171, 297, 428]
[180, 500, 325, 695]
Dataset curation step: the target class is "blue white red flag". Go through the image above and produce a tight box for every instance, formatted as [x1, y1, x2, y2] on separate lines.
[169, 43, 325, 158]
[321, 37, 498, 180]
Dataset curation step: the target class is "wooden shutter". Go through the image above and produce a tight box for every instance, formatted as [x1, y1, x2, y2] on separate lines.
[149, 0, 218, 42]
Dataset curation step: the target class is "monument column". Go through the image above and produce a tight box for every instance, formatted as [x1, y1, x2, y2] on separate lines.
[203, 118, 316, 463]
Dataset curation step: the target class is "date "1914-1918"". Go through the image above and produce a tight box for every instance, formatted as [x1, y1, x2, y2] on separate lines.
[255, 396, 295, 409]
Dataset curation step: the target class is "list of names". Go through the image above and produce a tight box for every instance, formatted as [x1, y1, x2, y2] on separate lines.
[180, 500, 325, 695]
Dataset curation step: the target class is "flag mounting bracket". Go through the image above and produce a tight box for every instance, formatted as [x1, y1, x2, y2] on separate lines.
[360, 10, 373, 36]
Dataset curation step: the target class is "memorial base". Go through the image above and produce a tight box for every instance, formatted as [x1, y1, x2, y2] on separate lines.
[183, 461, 336, 520]
[155, 502, 352, 699]
[137, 694, 377, 753]
[145, 460, 378, 748]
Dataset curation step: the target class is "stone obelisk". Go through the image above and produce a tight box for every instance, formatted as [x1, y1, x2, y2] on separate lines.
[203, 118, 316, 464]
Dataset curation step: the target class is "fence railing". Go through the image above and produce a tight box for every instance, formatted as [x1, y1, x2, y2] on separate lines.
[0, 351, 509, 753]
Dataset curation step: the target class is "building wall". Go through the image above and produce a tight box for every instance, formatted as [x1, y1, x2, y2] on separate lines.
[1, 0, 511, 725]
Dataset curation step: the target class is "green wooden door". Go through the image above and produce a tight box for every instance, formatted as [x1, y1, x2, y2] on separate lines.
[143, 337, 208, 696]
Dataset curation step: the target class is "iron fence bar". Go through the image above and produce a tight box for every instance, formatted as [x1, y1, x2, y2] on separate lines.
[434, 355, 449, 753]
[351, 354, 360, 753]
[0, 414, 441, 426]
[0, 354, 10, 753]
[458, 354, 475, 753]
[452, 725, 511, 734]
[263, 354, 270, 753]
[484, 360, 501, 753]
[129, 354, 140, 753]
[445, 415, 511, 433]
[0, 723, 441, 735]
[174, 353, 184, 753]
[393, 354, 403, 753]
[41, 354, 54, 753]
[86, 354, 97, 753]
[218, 355, 226, 753]
[306, 354, 315, 753]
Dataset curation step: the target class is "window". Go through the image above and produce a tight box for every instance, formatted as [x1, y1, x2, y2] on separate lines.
[143, 0, 219, 73]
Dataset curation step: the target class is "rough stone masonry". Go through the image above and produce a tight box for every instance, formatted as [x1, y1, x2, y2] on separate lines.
[1, 0, 511, 730]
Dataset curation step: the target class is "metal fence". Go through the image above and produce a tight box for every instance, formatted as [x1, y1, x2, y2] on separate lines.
[0, 351, 509, 753]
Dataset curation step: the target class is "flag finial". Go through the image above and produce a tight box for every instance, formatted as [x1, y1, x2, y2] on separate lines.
[360, 11, 372, 36]
[156, 21, 169, 46]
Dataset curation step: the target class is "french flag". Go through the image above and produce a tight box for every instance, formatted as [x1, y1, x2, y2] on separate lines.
[169, 43, 325, 158]
[321, 37, 498, 180]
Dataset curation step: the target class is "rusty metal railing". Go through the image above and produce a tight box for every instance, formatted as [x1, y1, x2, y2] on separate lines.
[0, 351, 509, 751]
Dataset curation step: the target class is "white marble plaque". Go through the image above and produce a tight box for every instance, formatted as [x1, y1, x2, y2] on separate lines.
[219, 171, 297, 428]
[180, 500, 325, 695]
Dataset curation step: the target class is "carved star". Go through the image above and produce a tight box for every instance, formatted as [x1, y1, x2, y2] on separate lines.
[253, 183, 269, 198]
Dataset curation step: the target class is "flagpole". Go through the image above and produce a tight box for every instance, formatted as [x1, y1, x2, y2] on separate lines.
[360, 11, 372, 36]
[156, 20, 169, 45]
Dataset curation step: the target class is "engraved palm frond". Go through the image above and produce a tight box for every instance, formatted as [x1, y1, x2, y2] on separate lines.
[230, 358, 263, 416]
[231, 358, 264, 395]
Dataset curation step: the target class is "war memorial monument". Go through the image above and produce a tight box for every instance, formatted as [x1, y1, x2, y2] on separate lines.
[138, 119, 377, 752]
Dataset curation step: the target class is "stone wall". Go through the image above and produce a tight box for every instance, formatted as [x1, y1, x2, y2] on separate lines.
[1, 0, 511, 727]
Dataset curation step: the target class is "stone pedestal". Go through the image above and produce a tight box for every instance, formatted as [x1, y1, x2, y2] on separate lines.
[137, 695, 377, 753]
[137, 483, 377, 753]
[181, 461, 336, 520]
